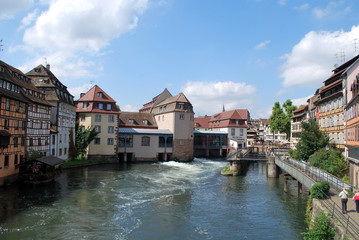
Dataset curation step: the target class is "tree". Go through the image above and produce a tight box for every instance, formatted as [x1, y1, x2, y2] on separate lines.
[75, 123, 99, 157]
[269, 102, 287, 136]
[309, 148, 348, 178]
[282, 99, 297, 138]
[291, 119, 329, 161]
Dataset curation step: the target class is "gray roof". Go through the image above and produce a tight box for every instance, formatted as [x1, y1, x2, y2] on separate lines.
[119, 128, 173, 135]
[35, 155, 66, 166]
[194, 130, 227, 135]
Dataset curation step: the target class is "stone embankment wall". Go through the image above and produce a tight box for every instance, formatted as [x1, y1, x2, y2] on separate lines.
[311, 199, 351, 240]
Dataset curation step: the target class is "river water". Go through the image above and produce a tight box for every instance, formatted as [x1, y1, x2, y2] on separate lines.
[0, 159, 307, 240]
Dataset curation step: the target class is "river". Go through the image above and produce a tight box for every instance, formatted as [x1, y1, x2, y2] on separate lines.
[0, 159, 307, 239]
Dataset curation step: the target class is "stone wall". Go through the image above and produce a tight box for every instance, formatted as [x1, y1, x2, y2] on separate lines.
[173, 139, 193, 161]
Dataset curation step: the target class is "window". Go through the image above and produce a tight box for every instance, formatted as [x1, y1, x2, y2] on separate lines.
[52, 135, 56, 145]
[179, 140, 184, 145]
[95, 125, 101, 133]
[80, 126, 85, 131]
[235, 120, 239, 125]
[38, 138, 41, 146]
[4, 156, 9, 167]
[119, 135, 133, 147]
[129, 119, 135, 124]
[108, 126, 114, 133]
[15, 120, 19, 130]
[81, 114, 85, 121]
[13, 137, 18, 147]
[99, 103, 104, 110]
[59, 148, 62, 156]
[83, 102, 88, 109]
[179, 104, 185, 110]
[143, 120, 148, 125]
[64, 148, 67, 155]
[22, 103, 26, 113]
[180, 114, 184, 120]
[95, 115, 101, 122]
[59, 134, 62, 143]
[22, 121, 26, 130]
[107, 104, 111, 110]
[108, 115, 114, 122]
[15, 101, 20, 111]
[240, 129, 244, 136]
[231, 128, 235, 136]
[5, 99, 10, 110]
[98, 92, 103, 98]
[14, 155, 18, 165]
[94, 138, 101, 144]
[4, 119, 9, 129]
[141, 136, 150, 146]
[21, 137, 25, 146]
[107, 138, 114, 145]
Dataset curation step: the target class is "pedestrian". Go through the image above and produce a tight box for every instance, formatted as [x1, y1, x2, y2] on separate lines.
[354, 190, 359, 213]
[339, 187, 348, 213]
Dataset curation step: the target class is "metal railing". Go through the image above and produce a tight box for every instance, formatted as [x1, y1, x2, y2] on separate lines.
[273, 152, 358, 239]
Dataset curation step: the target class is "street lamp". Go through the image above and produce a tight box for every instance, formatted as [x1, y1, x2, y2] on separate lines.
[325, 145, 329, 172]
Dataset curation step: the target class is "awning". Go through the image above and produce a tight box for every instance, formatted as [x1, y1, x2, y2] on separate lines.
[0, 130, 10, 137]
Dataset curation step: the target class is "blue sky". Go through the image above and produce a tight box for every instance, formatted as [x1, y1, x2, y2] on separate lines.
[1, 0, 359, 118]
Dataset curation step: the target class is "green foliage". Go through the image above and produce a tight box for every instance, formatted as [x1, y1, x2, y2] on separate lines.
[61, 157, 108, 168]
[75, 123, 99, 157]
[292, 119, 329, 161]
[302, 212, 335, 240]
[311, 182, 330, 200]
[26, 150, 43, 161]
[221, 165, 231, 173]
[269, 100, 297, 139]
[309, 148, 348, 178]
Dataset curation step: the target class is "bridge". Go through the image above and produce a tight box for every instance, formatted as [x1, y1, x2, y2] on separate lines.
[226, 147, 359, 239]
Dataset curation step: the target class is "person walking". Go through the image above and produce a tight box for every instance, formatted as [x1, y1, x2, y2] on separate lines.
[354, 190, 359, 213]
[339, 188, 348, 213]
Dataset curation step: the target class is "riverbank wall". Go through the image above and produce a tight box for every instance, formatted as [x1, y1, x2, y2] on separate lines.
[311, 199, 351, 240]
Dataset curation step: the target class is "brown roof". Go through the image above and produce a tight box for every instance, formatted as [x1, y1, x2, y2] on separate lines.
[155, 92, 191, 106]
[119, 112, 157, 128]
[194, 116, 211, 128]
[139, 88, 172, 112]
[292, 105, 308, 114]
[0, 61, 52, 107]
[26, 64, 74, 106]
[320, 79, 342, 93]
[209, 109, 250, 123]
[76, 85, 119, 114]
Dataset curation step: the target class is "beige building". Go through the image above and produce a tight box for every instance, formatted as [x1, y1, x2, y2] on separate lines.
[76, 85, 119, 159]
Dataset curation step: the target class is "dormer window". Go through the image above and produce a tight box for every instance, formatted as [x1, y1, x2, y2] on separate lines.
[99, 103, 104, 110]
[179, 104, 185, 110]
[107, 104, 111, 110]
[98, 92, 103, 98]
[83, 102, 88, 109]
[236, 120, 239, 125]
[129, 119, 135, 124]
[143, 120, 148, 125]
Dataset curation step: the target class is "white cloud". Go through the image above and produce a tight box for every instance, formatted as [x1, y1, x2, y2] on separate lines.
[278, 0, 286, 6]
[313, 1, 350, 19]
[17, 0, 148, 78]
[292, 95, 312, 107]
[255, 40, 270, 49]
[0, 0, 33, 19]
[280, 25, 359, 88]
[68, 83, 93, 100]
[121, 104, 141, 112]
[182, 81, 257, 116]
[294, 4, 309, 11]
[18, 9, 38, 30]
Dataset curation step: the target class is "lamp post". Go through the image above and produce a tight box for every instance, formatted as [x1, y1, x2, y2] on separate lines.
[325, 145, 329, 172]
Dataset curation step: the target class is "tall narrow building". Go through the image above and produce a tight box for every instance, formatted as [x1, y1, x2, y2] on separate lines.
[0, 61, 29, 185]
[76, 85, 120, 159]
[26, 65, 76, 160]
[151, 93, 194, 161]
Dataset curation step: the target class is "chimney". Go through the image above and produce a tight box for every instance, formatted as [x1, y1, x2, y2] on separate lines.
[80, 93, 85, 98]
[46, 64, 50, 70]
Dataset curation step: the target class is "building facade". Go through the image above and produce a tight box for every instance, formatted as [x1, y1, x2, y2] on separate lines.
[290, 105, 308, 148]
[76, 85, 120, 159]
[26, 65, 76, 160]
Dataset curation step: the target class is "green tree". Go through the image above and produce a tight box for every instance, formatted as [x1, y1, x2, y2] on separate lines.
[302, 212, 335, 240]
[291, 119, 329, 161]
[269, 102, 287, 137]
[309, 148, 348, 178]
[282, 99, 297, 138]
[75, 123, 99, 157]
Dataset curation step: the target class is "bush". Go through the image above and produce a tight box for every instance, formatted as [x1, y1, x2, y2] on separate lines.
[309, 148, 348, 178]
[302, 211, 335, 240]
[311, 182, 330, 200]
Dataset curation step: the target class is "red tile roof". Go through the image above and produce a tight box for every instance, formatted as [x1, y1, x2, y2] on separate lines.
[194, 116, 211, 128]
[78, 85, 116, 103]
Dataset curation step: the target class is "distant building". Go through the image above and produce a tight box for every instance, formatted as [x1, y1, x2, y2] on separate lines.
[290, 105, 308, 148]
[76, 85, 120, 160]
[194, 116, 211, 131]
[139, 88, 172, 113]
[0, 61, 29, 185]
[26, 65, 76, 160]
[208, 109, 250, 149]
